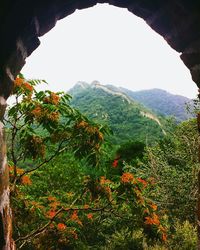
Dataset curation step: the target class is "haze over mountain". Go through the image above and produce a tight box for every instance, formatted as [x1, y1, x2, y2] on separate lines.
[119, 87, 193, 122]
[68, 81, 170, 144]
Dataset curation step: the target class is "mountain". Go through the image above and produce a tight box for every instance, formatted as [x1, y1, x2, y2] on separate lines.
[119, 88, 193, 122]
[68, 81, 167, 145]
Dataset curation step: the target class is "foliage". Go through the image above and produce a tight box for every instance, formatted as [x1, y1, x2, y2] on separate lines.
[6, 76, 199, 249]
[144, 118, 199, 223]
[7, 75, 106, 182]
[169, 220, 197, 250]
[69, 83, 166, 144]
[121, 88, 193, 123]
[6, 76, 168, 249]
[115, 141, 145, 164]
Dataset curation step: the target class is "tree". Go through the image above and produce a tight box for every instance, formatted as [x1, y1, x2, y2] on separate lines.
[6, 75, 167, 249]
[145, 118, 199, 223]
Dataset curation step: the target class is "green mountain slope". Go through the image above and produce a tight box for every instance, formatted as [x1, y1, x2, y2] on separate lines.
[119, 88, 193, 122]
[69, 81, 166, 144]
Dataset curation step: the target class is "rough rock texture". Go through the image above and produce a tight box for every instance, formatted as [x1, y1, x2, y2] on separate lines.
[0, 0, 200, 249]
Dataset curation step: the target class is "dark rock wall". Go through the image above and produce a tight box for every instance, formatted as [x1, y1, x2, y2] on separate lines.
[0, 0, 200, 249]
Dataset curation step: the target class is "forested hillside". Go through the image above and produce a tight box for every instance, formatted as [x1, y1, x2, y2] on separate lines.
[119, 87, 193, 122]
[69, 81, 167, 144]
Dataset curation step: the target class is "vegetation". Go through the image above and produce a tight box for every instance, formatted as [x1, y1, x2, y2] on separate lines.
[69, 82, 167, 145]
[119, 87, 193, 123]
[5, 76, 199, 249]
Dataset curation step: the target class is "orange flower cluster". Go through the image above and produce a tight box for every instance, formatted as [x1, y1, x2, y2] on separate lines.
[77, 121, 103, 140]
[46, 210, 56, 219]
[99, 176, 112, 200]
[23, 82, 34, 92]
[21, 175, 32, 185]
[150, 203, 157, 211]
[50, 201, 60, 210]
[14, 77, 34, 93]
[158, 224, 167, 241]
[98, 132, 103, 141]
[32, 105, 60, 123]
[144, 202, 167, 241]
[51, 92, 60, 105]
[29, 201, 44, 213]
[162, 233, 167, 241]
[31, 105, 42, 118]
[9, 165, 14, 171]
[137, 178, 147, 188]
[47, 111, 60, 122]
[121, 172, 134, 183]
[57, 223, 66, 231]
[44, 92, 60, 105]
[83, 204, 89, 210]
[48, 196, 57, 202]
[87, 213, 93, 220]
[112, 159, 118, 168]
[14, 77, 24, 87]
[71, 210, 79, 221]
[8, 165, 15, 179]
[70, 211, 83, 226]
[100, 176, 111, 185]
[145, 213, 160, 226]
[9, 166, 24, 176]
[16, 167, 24, 175]
[76, 120, 88, 128]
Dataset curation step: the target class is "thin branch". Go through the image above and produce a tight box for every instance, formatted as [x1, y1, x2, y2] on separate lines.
[16, 195, 78, 244]
[3, 117, 15, 127]
[11, 121, 19, 181]
[19, 142, 67, 179]
[16, 199, 113, 244]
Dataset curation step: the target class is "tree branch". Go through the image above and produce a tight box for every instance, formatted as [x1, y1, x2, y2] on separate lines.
[18, 142, 68, 179]
[16, 199, 114, 244]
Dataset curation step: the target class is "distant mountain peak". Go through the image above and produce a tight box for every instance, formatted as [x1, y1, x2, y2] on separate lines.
[69, 81, 193, 122]
[90, 82, 132, 104]
[74, 81, 89, 89]
[91, 80, 101, 86]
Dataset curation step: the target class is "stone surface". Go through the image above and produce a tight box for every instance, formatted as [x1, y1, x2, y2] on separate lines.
[0, 0, 200, 249]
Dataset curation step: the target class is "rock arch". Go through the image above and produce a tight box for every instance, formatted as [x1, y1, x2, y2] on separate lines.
[0, 0, 200, 249]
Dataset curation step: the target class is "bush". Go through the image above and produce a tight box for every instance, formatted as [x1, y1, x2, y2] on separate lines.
[169, 221, 197, 250]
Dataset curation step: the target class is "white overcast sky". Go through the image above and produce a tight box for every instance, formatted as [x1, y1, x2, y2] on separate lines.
[22, 3, 198, 98]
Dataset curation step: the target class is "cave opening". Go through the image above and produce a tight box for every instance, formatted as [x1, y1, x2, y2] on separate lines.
[1, 1, 200, 249]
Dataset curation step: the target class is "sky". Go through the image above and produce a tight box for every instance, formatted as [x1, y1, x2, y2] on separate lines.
[22, 3, 198, 98]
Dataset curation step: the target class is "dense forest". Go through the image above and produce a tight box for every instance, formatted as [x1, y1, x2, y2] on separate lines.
[6, 76, 199, 249]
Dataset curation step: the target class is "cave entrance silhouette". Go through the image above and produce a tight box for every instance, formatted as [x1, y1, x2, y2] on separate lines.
[0, 1, 200, 249]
